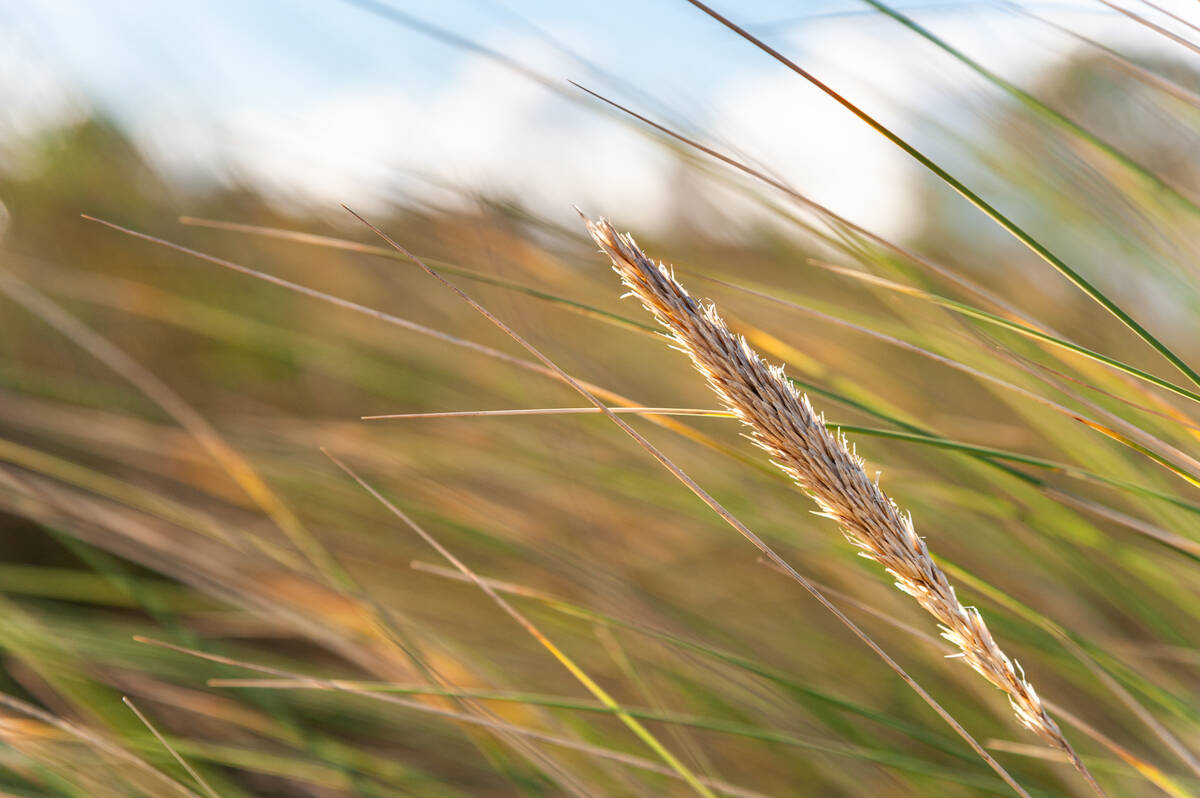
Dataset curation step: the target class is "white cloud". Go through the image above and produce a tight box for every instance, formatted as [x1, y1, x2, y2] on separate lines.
[9, 1, 1200, 241]
[154, 32, 676, 227]
[0, 30, 88, 170]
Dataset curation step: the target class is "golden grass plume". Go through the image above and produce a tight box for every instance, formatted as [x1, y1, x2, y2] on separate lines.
[583, 215, 1100, 789]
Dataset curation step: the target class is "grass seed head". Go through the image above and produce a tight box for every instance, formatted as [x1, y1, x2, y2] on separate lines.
[583, 215, 1085, 768]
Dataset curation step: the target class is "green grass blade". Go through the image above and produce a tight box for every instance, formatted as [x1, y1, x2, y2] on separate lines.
[683, 0, 1200, 390]
[863, 0, 1200, 219]
[815, 261, 1200, 407]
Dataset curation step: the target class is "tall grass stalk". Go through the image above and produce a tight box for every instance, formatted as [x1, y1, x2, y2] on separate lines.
[583, 216, 1105, 796]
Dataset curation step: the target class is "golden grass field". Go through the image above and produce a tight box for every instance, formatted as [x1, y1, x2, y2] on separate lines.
[2, 4, 1200, 795]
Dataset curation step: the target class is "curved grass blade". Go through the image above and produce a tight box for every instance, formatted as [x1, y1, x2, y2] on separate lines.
[0, 438, 243, 548]
[359, 405, 1200, 551]
[811, 260, 1200, 408]
[680, 0, 1200, 390]
[176, 217, 657, 336]
[1094, 0, 1200, 57]
[696, 271, 1200, 490]
[0, 692, 203, 798]
[414, 561, 1183, 796]
[122, 697, 222, 798]
[564, 75, 1200, 475]
[3, 255, 582, 793]
[84, 216, 792, 487]
[1012, 5, 1200, 111]
[323, 449, 720, 798]
[0, 265, 335, 582]
[864, 0, 1200, 217]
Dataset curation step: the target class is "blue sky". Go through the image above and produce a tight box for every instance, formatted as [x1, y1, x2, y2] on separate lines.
[1, 0, 1193, 234]
[3, 1, 805, 120]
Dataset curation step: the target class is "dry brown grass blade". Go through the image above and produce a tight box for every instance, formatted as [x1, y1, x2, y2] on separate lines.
[423, 557, 1190, 798]
[0, 265, 330, 567]
[1040, 705, 1192, 798]
[362, 407, 731, 420]
[0, 691, 202, 798]
[320, 447, 720, 798]
[363, 405, 1200, 558]
[1095, 0, 1200, 56]
[79, 215, 760, 475]
[583, 217, 1103, 796]
[0, 261, 561, 783]
[344, 206, 1034, 798]
[806, 258, 1200, 429]
[122, 697, 222, 798]
[133, 638, 770, 798]
[1137, 0, 1200, 38]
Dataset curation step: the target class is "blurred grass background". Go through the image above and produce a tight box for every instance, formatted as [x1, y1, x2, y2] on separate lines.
[2, 3, 1200, 796]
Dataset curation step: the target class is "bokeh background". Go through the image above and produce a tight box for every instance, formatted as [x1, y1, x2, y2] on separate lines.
[2, 1, 1200, 796]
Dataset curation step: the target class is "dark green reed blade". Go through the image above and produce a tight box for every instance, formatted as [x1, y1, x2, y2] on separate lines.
[862, 0, 1200, 219]
[833, 424, 1200, 526]
[815, 262, 1200, 407]
[682, 0, 1200, 390]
